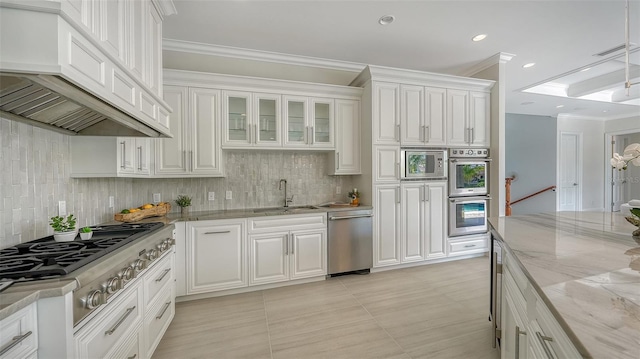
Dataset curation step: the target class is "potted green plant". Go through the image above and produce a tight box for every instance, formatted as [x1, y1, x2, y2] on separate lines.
[50, 214, 78, 242]
[79, 226, 93, 240]
[175, 195, 192, 215]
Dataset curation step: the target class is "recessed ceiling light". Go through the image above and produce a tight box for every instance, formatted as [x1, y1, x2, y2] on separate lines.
[556, 105, 564, 108]
[522, 63, 536, 68]
[521, 101, 535, 105]
[580, 67, 591, 72]
[472, 34, 487, 42]
[602, 109, 609, 113]
[378, 15, 395, 25]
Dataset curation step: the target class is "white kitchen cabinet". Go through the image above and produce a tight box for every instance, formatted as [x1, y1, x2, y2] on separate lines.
[70, 137, 150, 177]
[400, 181, 447, 264]
[501, 266, 529, 359]
[373, 82, 400, 145]
[400, 85, 447, 147]
[374, 184, 401, 267]
[249, 214, 327, 285]
[155, 86, 224, 177]
[447, 90, 490, 146]
[328, 99, 361, 175]
[185, 220, 247, 294]
[0, 303, 38, 359]
[222, 91, 282, 148]
[283, 96, 334, 149]
[374, 146, 400, 183]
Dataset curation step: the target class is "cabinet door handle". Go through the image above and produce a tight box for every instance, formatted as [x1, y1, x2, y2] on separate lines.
[424, 125, 429, 143]
[155, 268, 171, 282]
[120, 141, 126, 169]
[137, 146, 143, 171]
[204, 231, 231, 235]
[515, 326, 527, 359]
[127, 355, 137, 359]
[156, 301, 172, 320]
[290, 234, 294, 254]
[536, 332, 555, 359]
[0, 331, 32, 356]
[395, 162, 400, 180]
[105, 306, 136, 335]
[395, 124, 400, 142]
[471, 128, 475, 143]
[310, 126, 314, 144]
[303, 125, 308, 144]
[424, 185, 430, 201]
[336, 152, 340, 170]
[464, 244, 476, 248]
[396, 187, 400, 204]
[254, 123, 259, 143]
[190, 150, 194, 171]
[284, 234, 288, 255]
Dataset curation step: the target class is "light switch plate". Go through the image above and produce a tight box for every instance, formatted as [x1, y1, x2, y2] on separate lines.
[109, 196, 115, 208]
[225, 191, 232, 200]
[153, 193, 161, 203]
[336, 186, 342, 195]
[208, 192, 215, 201]
[58, 201, 66, 216]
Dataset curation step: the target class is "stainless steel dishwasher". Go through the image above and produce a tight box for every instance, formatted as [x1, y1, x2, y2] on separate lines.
[327, 209, 373, 275]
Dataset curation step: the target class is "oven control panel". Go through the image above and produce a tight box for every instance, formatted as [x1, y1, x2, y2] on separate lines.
[449, 148, 489, 158]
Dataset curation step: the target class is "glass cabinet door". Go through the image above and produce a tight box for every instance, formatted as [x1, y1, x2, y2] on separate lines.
[254, 94, 281, 146]
[284, 97, 307, 146]
[312, 99, 333, 147]
[224, 92, 251, 145]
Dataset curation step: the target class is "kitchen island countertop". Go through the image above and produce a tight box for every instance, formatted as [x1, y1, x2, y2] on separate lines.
[489, 212, 640, 359]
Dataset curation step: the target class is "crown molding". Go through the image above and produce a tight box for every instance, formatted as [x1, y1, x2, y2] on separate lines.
[163, 39, 365, 73]
[350, 65, 495, 91]
[557, 113, 608, 121]
[460, 52, 516, 77]
[151, 0, 177, 18]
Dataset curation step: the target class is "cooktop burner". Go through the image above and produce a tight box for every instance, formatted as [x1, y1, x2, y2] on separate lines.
[0, 222, 164, 281]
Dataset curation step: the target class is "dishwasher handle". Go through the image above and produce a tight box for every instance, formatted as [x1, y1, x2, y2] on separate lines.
[329, 214, 373, 220]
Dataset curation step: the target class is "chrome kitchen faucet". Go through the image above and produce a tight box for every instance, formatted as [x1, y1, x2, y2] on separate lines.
[279, 179, 294, 207]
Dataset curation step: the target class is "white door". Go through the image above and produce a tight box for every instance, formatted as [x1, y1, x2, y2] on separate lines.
[186, 221, 247, 294]
[283, 96, 308, 147]
[424, 87, 447, 145]
[374, 146, 400, 182]
[250, 232, 289, 285]
[290, 230, 326, 279]
[374, 184, 401, 267]
[373, 82, 400, 145]
[446, 89, 469, 146]
[469, 91, 490, 146]
[333, 99, 360, 174]
[558, 133, 581, 211]
[400, 84, 424, 146]
[156, 86, 188, 175]
[310, 98, 334, 148]
[401, 182, 425, 263]
[190, 88, 223, 175]
[426, 182, 447, 259]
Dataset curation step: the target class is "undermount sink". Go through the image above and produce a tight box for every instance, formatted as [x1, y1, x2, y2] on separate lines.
[253, 205, 319, 214]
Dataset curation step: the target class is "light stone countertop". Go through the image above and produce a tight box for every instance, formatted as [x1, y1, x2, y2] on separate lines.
[489, 212, 640, 359]
[0, 204, 371, 321]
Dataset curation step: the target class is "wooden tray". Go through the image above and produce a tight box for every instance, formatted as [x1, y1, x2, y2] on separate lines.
[114, 203, 171, 222]
[329, 203, 355, 208]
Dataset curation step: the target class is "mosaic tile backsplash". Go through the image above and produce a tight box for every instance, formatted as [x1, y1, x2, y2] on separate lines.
[1, 118, 354, 248]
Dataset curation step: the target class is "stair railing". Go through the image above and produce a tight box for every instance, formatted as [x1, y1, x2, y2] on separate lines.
[505, 177, 556, 216]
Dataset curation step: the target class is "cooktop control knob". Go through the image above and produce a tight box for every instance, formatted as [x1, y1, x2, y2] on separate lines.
[158, 241, 168, 252]
[147, 248, 158, 261]
[133, 259, 147, 271]
[467, 149, 474, 156]
[85, 290, 104, 309]
[103, 277, 121, 294]
[121, 266, 134, 281]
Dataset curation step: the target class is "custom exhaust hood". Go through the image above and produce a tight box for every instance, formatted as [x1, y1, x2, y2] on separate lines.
[0, 74, 163, 137]
[0, 1, 174, 138]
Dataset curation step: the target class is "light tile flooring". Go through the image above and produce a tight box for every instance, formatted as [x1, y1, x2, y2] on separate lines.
[153, 256, 500, 359]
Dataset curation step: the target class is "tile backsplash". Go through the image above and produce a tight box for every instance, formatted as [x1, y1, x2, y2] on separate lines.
[1, 118, 353, 248]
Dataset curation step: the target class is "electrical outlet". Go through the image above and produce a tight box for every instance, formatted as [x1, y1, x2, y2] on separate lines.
[153, 193, 161, 203]
[58, 201, 66, 216]
[208, 192, 215, 201]
[336, 186, 342, 195]
[109, 196, 115, 208]
[225, 191, 232, 200]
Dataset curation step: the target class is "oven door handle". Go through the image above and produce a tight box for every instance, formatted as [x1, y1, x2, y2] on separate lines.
[449, 196, 491, 203]
[449, 158, 492, 163]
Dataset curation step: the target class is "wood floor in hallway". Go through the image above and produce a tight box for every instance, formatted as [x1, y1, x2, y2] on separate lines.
[153, 256, 500, 359]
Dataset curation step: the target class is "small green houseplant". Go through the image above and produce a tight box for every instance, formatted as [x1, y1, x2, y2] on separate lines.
[175, 195, 192, 215]
[79, 226, 93, 240]
[50, 214, 78, 242]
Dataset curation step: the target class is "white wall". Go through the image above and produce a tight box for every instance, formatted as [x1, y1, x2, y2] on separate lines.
[506, 114, 557, 215]
[557, 115, 605, 211]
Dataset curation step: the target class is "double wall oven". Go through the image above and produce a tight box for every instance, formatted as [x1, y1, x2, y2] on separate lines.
[448, 148, 490, 237]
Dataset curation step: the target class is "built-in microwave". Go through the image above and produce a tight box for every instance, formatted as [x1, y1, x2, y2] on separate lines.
[400, 148, 447, 180]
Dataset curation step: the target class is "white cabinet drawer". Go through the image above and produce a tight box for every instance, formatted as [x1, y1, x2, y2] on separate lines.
[144, 251, 174, 308]
[105, 324, 141, 359]
[448, 237, 487, 255]
[248, 214, 326, 233]
[504, 250, 529, 297]
[75, 282, 143, 359]
[144, 284, 175, 358]
[0, 303, 38, 359]
[533, 291, 582, 359]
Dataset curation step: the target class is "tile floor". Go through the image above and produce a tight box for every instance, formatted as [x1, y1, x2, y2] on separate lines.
[153, 256, 500, 359]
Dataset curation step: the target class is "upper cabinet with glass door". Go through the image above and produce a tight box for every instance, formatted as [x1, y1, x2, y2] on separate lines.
[222, 91, 281, 148]
[283, 97, 334, 149]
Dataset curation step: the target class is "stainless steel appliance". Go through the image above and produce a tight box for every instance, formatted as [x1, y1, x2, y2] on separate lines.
[449, 196, 489, 237]
[448, 148, 489, 197]
[327, 209, 373, 275]
[490, 231, 503, 348]
[0, 222, 174, 325]
[448, 148, 490, 237]
[400, 148, 447, 180]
